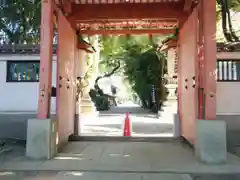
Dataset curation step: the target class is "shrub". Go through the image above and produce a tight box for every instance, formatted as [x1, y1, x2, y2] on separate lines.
[94, 96, 110, 111]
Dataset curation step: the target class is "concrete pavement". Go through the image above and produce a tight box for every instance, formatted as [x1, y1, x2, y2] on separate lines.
[1, 101, 240, 179]
[0, 113, 56, 141]
[1, 171, 240, 180]
[0, 171, 192, 180]
[0, 101, 177, 140]
[80, 114, 174, 137]
[1, 141, 240, 179]
[79, 100, 177, 137]
[1, 141, 240, 173]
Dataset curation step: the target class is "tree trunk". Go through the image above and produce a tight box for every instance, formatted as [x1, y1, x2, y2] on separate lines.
[220, 0, 233, 42]
[94, 61, 120, 96]
[140, 97, 147, 108]
[225, 0, 239, 41]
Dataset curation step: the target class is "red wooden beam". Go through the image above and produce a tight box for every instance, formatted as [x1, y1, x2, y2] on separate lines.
[62, 0, 72, 15]
[184, 0, 193, 12]
[77, 43, 95, 53]
[76, 19, 178, 30]
[76, 19, 178, 24]
[76, 20, 178, 35]
[160, 39, 177, 52]
[78, 28, 176, 35]
[54, 0, 73, 16]
[69, 2, 188, 22]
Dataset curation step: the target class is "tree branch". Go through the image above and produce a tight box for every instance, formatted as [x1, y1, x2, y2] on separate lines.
[94, 61, 121, 96]
[225, 0, 239, 42]
[220, 0, 233, 42]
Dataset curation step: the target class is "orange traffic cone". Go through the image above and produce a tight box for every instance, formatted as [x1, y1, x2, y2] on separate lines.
[123, 112, 131, 136]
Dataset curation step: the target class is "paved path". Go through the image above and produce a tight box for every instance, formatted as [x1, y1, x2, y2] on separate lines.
[80, 101, 177, 137]
[1, 141, 240, 179]
[0, 114, 56, 140]
[2, 171, 240, 180]
[1, 101, 240, 179]
[2, 172, 240, 180]
[0, 171, 190, 180]
[0, 101, 177, 140]
[1, 141, 240, 174]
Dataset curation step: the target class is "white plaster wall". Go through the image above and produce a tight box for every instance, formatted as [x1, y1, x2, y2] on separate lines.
[0, 55, 57, 112]
[0, 52, 240, 114]
[217, 52, 240, 59]
[217, 82, 240, 115]
[216, 52, 240, 115]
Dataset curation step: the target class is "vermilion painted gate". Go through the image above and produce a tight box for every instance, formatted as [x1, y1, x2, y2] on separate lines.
[178, 9, 198, 144]
[57, 11, 77, 144]
[35, 0, 216, 148]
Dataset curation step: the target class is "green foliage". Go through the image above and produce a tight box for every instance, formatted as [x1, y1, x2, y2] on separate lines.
[95, 96, 110, 111]
[100, 35, 167, 110]
[99, 35, 158, 73]
[1, 0, 240, 44]
[89, 89, 110, 111]
[0, 0, 41, 44]
[217, 0, 240, 12]
[99, 35, 126, 73]
[161, 28, 178, 44]
[122, 44, 167, 109]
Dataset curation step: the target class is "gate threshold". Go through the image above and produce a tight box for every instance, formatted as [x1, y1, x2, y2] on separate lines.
[68, 135, 181, 142]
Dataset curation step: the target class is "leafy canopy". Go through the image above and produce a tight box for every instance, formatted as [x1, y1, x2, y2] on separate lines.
[0, 0, 41, 44]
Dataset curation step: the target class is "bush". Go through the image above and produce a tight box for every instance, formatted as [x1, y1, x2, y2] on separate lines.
[94, 96, 110, 111]
[123, 47, 167, 111]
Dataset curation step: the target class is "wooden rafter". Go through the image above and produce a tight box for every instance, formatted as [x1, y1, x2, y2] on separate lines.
[78, 42, 95, 53]
[53, 0, 189, 36]
[54, 0, 73, 16]
[53, 0, 188, 32]
[76, 19, 178, 30]
[184, 0, 193, 12]
[69, 3, 187, 21]
[78, 28, 176, 35]
[159, 39, 177, 52]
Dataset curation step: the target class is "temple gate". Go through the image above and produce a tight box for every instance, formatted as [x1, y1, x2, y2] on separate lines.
[26, 0, 223, 163]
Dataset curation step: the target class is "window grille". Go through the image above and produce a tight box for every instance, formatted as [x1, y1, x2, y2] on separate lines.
[217, 60, 240, 81]
[6, 61, 40, 82]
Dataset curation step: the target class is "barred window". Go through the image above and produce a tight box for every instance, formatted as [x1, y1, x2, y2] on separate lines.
[217, 60, 240, 81]
[0, 0, 6, 6]
[6, 61, 40, 82]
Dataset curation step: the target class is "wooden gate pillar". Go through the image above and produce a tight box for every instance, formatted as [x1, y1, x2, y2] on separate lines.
[56, 11, 77, 146]
[26, 0, 56, 159]
[178, 8, 198, 144]
[195, 1, 226, 164]
[37, 0, 54, 118]
[202, 0, 217, 120]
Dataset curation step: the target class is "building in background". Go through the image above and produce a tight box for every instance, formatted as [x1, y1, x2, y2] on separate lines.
[0, 43, 240, 116]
